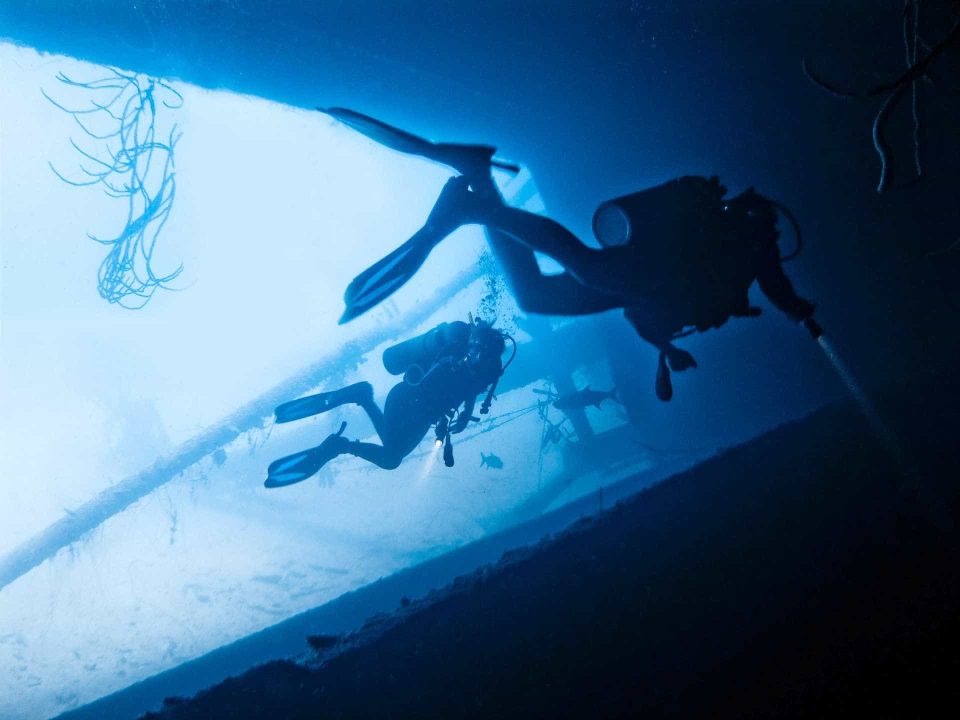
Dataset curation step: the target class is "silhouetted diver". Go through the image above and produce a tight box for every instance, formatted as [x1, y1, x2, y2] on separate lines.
[265, 319, 514, 487]
[325, 108, 820, 401]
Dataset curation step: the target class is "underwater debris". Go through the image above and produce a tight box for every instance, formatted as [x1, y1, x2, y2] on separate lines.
[803, 1, 960, 191]
[44, 67, 184, 307]
[531, 388, 576, 454]
[540, 415, 574, 450]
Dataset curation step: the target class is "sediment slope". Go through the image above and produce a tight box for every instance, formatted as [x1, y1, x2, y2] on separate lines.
[142, 388, 959, 718]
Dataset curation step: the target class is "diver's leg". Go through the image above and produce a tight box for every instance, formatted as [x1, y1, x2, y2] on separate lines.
[341, 441, 404, 470]
[352, 389, 387, 439]
[469, 173, 624, 316]
[342, 382, 434, 469]
[343, 423, 430, 470]
[345, 165, 642, 322]
[485, 229, 623, 316]
[453, 174, 657, 299]
[478, 205, 608, 288]
[428, 167, 601, 285]
[340, 168, 604, 323]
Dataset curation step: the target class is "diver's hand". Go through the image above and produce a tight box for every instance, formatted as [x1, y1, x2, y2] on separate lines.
[450, 397, 477, 433]
[802, 316, 823, 339]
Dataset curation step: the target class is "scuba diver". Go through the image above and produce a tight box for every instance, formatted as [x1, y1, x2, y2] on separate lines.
[265, 318, 515, 488]
[325, 108, 821, 401]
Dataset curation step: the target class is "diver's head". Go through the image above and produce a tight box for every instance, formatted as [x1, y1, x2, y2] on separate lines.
[468, 319, 517, 415]
[467, 320, 507, 368]
[725, 189, 779, 238]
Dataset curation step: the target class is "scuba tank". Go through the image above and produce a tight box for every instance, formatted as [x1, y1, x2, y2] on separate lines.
[382, 321, 471, 376]
[592, 176, 728, 259]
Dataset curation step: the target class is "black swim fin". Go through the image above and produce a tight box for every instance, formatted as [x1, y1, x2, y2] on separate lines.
[275, 393, 333, 424]
[321, 107, 438, 158]
[265, 422, 348, 488]
[340, 176, 472, 323]
[319, 107, 519, 177]
[340, 232, 436, 324]
[274, 383, 372, 424]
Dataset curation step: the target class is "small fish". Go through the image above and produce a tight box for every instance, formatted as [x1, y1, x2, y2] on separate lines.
[553, 386, 619, 410]
[480, 452, 504, 469]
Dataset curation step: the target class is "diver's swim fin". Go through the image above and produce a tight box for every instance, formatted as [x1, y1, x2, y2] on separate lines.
[275, 393, 334, 424]
[265, 422, 348, 488]
[320, 107, 438, 157]
[274, 383, 372, 424]
[319, 107, 520, 177]
[340, 176, 471, 323]
[340, 232, 437, 323]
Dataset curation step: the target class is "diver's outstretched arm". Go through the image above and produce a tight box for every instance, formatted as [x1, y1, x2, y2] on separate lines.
[755, 245, 816, 323]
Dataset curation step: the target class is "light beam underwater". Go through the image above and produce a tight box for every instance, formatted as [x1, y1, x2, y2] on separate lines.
[417, 440, 443, 482]
[816, 335, 920, 485]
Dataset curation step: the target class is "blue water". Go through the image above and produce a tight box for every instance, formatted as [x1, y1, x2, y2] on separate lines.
[0, 45, 692, 719]
[9, 2, 945, 716]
